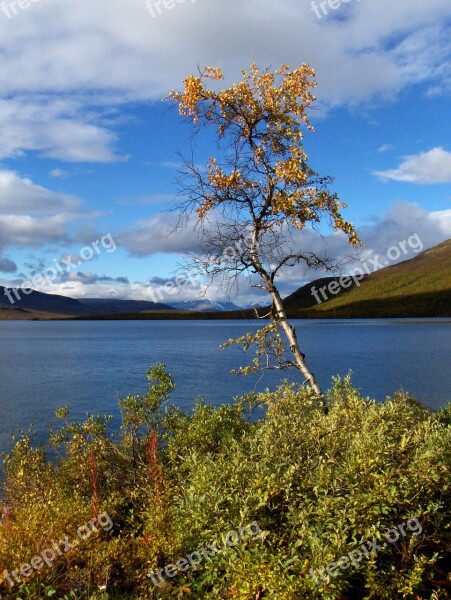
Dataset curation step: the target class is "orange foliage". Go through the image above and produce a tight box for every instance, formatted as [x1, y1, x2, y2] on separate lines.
[168, 64, 361, 248]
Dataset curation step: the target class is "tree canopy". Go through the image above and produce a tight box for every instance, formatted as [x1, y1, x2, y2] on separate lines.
[168, 64, 361, 395]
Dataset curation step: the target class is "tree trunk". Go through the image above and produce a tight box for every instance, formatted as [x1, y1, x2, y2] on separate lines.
[248, 232, 323, 398]
[270, 285, 322, 397]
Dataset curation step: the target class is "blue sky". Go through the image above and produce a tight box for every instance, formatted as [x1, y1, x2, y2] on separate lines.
[0, 0, 450, 306]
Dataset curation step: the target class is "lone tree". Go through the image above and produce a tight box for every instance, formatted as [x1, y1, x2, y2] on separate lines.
[168, 64, 360, 396]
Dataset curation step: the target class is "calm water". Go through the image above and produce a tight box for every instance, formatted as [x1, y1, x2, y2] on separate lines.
[0, 319, 450, 456]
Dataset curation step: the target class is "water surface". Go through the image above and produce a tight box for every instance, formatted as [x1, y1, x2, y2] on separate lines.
[0, 319, 449, 456]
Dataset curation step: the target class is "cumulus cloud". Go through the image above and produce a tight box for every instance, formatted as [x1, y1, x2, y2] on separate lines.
[0, 169, 82, 214]
[374, 148, 451, 184]
[3, 202, 448, 306]
[356, 203, 451, 253]
[0, 0, 449, 162]
[120, 202, 450, 266]
[63, 272, 130, 285]
[0, 214, 73, 248]
[0, 1, 449, 303]
[0, 97, 123, 163]
[0, 170, 98, 251]
[36, 274, 236, 307]
[246, 202, 451, 295]
[118, 213, 203, 256]
[115, 201, 450, 303]
[279, 202, 451, 284]
[36, 279, 180, 304]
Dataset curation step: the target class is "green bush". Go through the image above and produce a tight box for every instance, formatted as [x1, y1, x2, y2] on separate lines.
[0, 367, 449, 599]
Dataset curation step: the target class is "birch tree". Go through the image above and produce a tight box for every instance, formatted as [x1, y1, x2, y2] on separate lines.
[168, 64, 360, 396]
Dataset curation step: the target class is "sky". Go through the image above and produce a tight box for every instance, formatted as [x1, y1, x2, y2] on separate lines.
[0, 0, 450, 307]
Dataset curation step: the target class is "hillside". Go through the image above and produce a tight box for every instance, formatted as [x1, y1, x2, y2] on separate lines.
[0, 305, 67, 320]
[284, 239, 451, 318]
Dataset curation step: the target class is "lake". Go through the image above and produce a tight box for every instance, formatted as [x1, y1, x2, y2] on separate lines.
[0, 319, 450, 456]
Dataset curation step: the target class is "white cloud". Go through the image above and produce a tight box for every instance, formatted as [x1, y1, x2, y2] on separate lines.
[2, 202, 448, 305]
[230, 202, 451, 291]
[374, 147, 451, 184]
[29, 273, 256, 307]
[62, 272, 129, 285]
[0, 169, 82, 214]
[0, 97, 123, 163]
[429, 209, 451, 235]
[356, 203, 451, 257]
[116, 201, 451, 305]
[50, 168, 69, 178]
[0, 170, 99, 251]
[0, 0, 449, 162]
[0, 214, 73, 248]
[120, 202, 451, 267]
[118, 213, 203, 256]
[378, 144, 393, 153]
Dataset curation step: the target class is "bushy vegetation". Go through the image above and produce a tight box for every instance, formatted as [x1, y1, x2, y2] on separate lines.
[0, 365, 450, 599]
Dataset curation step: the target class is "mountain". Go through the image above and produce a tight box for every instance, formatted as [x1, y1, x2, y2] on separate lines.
[0, 286, 243, 320]
[0, 287, 175, 318]
[0, 287, 90, 315]
[283, 239, 451, 318]
[168, 299, 243, 312]
[78, 298, 176, 315]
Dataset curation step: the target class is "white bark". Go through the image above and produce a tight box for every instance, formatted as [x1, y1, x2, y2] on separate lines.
[270, 286, 322, 396]
[249, 230, 322, 397]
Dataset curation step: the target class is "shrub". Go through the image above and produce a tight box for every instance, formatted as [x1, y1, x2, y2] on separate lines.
[0, 368, 449, 599]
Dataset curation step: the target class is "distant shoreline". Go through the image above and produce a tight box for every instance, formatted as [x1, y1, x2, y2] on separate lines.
[1, 309, 450, 322]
